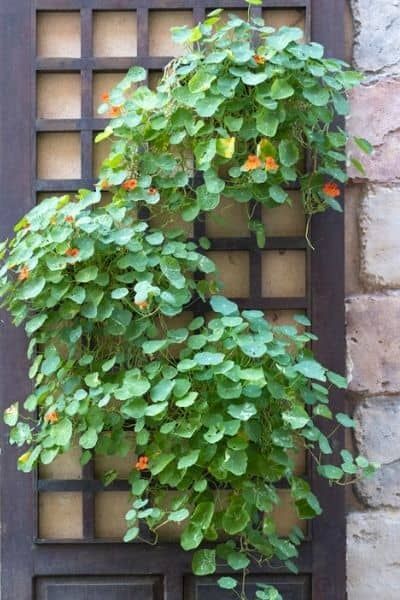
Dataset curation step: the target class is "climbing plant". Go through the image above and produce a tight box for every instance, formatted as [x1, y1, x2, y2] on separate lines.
[1, 6, 376, 600]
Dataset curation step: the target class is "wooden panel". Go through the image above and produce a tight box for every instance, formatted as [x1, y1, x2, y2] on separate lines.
[208, 251, 250, 297]
[39, 447, 82, 480]
[149, 11, 194, 56]
[206, 198, 250, 238]
[186, 575, 310, 600]
[39, 493, 83, 539]
[37, 12, 81, 57]
[37, 73, 81, 118]
[37, 133, 81, 179]
[93, 11, 137, 57]
[36, 576, 163, 600]
[95, 492, 132, 538]
[262, 251, 306, 297]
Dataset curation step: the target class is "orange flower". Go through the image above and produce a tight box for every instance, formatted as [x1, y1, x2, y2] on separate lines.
[65, 247, 79, 258]
[135, 455, 149, 471]
[18, 266, 29, 281]
[135, 300, 149, 310]
[323, 182, 341, 198]
[100, 180, 110, 190]
[122, 178, 138, 191]
[265, 156, 279, 172]
[253, 54, 266, 65]
[45, 411, 59, 424]
[64, 215, 75, 223]
[101, 92, 110, 102]
[109, 105, 122, 117]
[148, 187, 158, 195]
[243, 154, 262, 171]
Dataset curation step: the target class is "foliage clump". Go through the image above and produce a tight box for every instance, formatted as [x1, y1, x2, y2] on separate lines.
[1, 8, 376, 599]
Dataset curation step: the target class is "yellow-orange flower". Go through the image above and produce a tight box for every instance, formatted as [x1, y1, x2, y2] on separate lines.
[64, 215, 75, 223]
[109, 105, 122, 117]
[122, 178, 138, 191]
[135, 300, 149, 310]
[323, 182, 341, 198]
[244, 154, 262, 171]
[135, 455, 149, 471]
[253, 54, 266, 65]
[265, 156, 279, 172]
[45, 411, 59, 424]
[100, 180, 110, 190]
[18, 266, 30, 281]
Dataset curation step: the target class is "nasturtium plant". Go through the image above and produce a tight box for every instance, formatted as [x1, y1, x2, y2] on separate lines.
[1, 5, 377, 600]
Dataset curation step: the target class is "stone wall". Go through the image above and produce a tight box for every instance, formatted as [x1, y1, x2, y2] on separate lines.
[346, 1, 400, 597]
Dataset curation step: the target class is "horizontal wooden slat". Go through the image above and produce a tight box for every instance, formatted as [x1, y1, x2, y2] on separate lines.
[36, 0, 309, 10]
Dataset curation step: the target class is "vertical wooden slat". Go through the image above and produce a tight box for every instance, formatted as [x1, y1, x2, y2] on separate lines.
[0, 2, 34, 599]
[81, 8, 94, 180]
[310, 1, 346, 599]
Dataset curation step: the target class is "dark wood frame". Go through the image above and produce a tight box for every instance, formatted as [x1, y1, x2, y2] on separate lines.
[0, 1, 345, 598]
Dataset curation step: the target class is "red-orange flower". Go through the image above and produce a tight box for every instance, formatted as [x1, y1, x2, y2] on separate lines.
[243, 154, 262, 171]
[135, 455, 149, 471]
[265, 156, 279, 172]
[148, 187, 158, 195]
[65, 247, 79, 258]
[18, 266, 30, 281]
[253, 54, 266, 65]
[45, 411, 59, 424]
[64, 215, 75, 223]
[109, 105, 122, 117]
[323, 182, 341, 198]
[101, 92, 110, 102]
[122, 178, 138, 191]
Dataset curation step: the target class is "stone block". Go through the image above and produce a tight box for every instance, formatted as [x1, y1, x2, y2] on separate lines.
[346, 295, 400, 394]
[347, 510, 400, 600]
[347, 79, 400, 182]
[359, 186, 400, 288]
[354, 397, 400, 507]
[351, 0, 400, 73]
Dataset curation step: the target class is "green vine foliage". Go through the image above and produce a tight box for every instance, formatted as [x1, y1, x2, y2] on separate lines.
[1, 8, 377, 600]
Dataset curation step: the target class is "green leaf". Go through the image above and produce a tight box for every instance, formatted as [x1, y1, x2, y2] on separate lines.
[216, 137, 235, 159]
[227, 551, 250, 570]
[25, 313, 48, 335]
[256, 109, 279, 137]
[41, 353, 61, 376]
[218, 577, 238, 590]
[303, 86, 330, 106]
[189, 70, 216, 93]
[354, 137, 373, 155]
[269, 185, 288, 204]
[210, 295, 238, 315]
[336, 412, 356, 428]
[150, 379, 175, 403]
[222, 498, 250, 534]
[326, 370, 347, 389]
[75, 266, 99, 283]
[111, 287, 129, 299]
[270, 79, 294, 100]
[123, 526, 139, 542]
[51, 418, 73, 446]
[177, 449, 200, 469]
[169, 508, 189, 522]
[225, 449, 248, 475]
[95, 126, 113, 143]
[191, 501, 215, 530]
[181, 523, 203, 550]
[192, 549, 216, 576]
[227, 402, 257, 421]
[142, 339, 169, 354]
[317, 464, 343, 480]
[278, 139, 299, 167]
[150, 453, 175, 475]
[4, 402, 19, 427]
[19, 277, 46, 300]
[267, 26, 303, 51]
[194, 351, 225, 366]
[282, 406, 310, 429]
[294, 360, 326, 381]
[79, 427, 98, 449]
